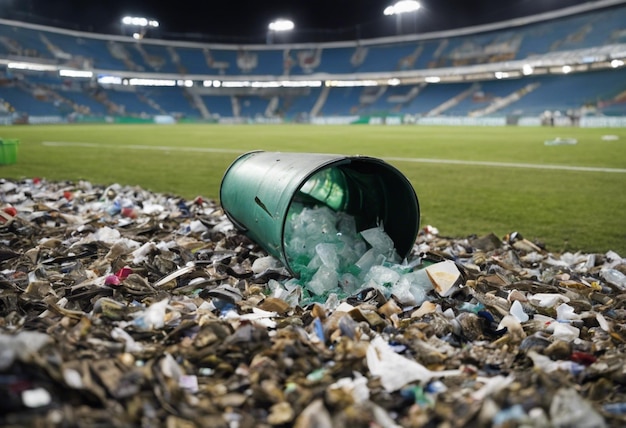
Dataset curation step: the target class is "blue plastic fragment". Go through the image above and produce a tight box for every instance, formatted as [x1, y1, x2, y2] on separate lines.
[603, 402, 626, 415]
[313, 317, 324, 342]
[458, 301, 485, 313]
[477, 310, 494, 323]
[216, 301, 236, 313]
[492, 404, 526, 426]
[177, 200, 190, 216]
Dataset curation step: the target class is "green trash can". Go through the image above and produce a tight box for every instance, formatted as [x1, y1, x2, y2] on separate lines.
[220, 151, 420, 277]
[0, 139, 19, 165]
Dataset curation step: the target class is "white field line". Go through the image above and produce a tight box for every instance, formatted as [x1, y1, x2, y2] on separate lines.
[383, 156, 626, 173]
[42, 141, 242, 154]
[42, 141, 626, 174]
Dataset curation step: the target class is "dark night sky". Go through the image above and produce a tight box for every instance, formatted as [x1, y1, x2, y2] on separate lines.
[0, 0, 603, 42]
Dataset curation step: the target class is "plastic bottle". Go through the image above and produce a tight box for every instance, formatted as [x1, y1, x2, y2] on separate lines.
[600, 269, 626, 291]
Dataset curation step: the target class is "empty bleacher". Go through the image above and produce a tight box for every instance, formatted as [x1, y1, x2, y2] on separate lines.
[0, 1, 625, 122]
[319, 87, 362, 116]
[58, 89, 107, 115]
[237, 96, 271, 118]
[280, 88, 322, 119]
[1, 84, 60, 115]
[99, 88, 160, 116]
[175, 47, 209, 74]
[142, 87, 198, 118]
[355, 42, 421, 73]
[201, 95, 233, 117]
[448, 79, 530, 116]
[135, 43, 178, 73]
[499, 68, 626, 116]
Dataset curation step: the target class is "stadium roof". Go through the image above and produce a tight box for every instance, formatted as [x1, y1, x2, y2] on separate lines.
[0, 0, 610, 43]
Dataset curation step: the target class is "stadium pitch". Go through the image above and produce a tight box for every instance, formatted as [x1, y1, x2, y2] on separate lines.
[41, 141, 626, 174]
[2, 123, 625, 254]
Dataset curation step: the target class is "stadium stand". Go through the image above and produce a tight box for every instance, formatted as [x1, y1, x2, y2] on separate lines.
[278, 87, 322, 121]
[201, 94, 234, 118]
[499, 68, 626, 116]
[140, 87, 198, 117]
[1, 0, 625, 125]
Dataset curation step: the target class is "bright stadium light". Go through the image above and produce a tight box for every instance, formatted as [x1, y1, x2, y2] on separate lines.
[121, 16, 159, 27]
[522, 64, 534, 75]
[8, 62, 56, 71]
[267, 19, 295, 44]
[384, 0, 421, 16]
[59, 69, 93, 78]
[385, 1, 420, 34]
[209, 80, 222, 88]
[97, 75, 123, 85]
[121, 15, 159, 39]
[268, 19, 294, 32]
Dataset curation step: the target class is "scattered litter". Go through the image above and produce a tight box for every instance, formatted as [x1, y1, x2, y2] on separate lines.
[366, 335, 460, 392]
[1, 178, 625, 426]
[425, 260, 461, 297]
[544, 137, 578, 146]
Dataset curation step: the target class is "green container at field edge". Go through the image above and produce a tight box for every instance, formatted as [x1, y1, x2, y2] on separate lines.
[0, 139, 19, 165]
[220, 151, 420, 277]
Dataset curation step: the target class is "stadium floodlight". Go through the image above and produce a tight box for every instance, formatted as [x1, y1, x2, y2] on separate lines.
[268, 19, 295, 32]
[121, 16, 159, 28]
[522, 64, 534, 75]
[203, 80, 223, 88]
[121, 15, 159, 39]
[267, 19, 294, 44]
[8, 62, 57, 71]
[385, 1, 420, 34]
[611, 59, 624, 68]
[97, 75, 123, 85]
[494, 71, 509, 79]
[561, 65, 572, 74]
[424, 76, 440, 83]
[325, 80, 378, 87]
[59, 69, 93, 78]
[129, 78, 176, 87]
[384, 0, 421, 16]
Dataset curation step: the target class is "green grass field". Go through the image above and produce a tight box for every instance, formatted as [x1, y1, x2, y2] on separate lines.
[1, 123, 625, 255]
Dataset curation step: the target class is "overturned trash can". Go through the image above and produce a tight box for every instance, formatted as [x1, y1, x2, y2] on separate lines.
[220, 151, 419, 277]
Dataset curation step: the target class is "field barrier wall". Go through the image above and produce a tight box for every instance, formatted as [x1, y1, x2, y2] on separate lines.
[1, 115, 626, 127]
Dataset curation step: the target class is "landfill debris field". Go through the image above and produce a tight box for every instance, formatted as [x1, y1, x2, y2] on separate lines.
[2, 179, 626, 428]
